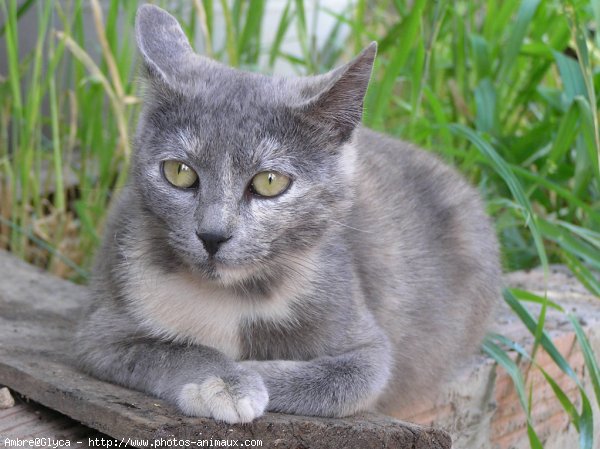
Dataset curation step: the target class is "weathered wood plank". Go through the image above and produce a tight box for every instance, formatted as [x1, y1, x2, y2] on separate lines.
[0, 250, 451, 449]
[0, 394, 106, 446]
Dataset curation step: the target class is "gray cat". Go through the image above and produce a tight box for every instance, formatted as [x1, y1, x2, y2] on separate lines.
[76, 4, 501, 424]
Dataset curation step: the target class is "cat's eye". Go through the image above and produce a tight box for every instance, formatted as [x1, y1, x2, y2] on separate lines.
[162, 160, 199, 189]
[250, 171, 290, 197]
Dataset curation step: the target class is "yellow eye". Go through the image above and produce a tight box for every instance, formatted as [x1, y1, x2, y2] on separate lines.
[162, 160, 198, 189]
[250, 171, 290, 197]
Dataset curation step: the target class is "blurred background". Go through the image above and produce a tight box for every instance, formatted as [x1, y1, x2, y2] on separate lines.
[0, 1, 599, 447]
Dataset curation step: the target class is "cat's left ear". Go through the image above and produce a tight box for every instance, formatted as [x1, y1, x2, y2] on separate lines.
[296, 42, 377, 144]
[135, 4, 194, 85]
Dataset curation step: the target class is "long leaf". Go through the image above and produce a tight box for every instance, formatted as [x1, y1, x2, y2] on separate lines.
[504, 289, 580, 383]
[450, 124, 548, 271]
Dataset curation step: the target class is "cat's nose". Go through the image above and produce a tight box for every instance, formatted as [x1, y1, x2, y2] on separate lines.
[195, 231, 231, 256]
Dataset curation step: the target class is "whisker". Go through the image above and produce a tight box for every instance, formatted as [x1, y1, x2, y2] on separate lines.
[329, 219, 374, 234]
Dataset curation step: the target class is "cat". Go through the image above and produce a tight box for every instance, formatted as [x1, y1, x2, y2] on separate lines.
[76, 4, 501, 424]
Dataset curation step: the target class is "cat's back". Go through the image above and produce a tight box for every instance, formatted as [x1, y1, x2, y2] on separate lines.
[351, 127, 500, 414]
[354, 127, 479, 209]
[351, 127, 494, 258]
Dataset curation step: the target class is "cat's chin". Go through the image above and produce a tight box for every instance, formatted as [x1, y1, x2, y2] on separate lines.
[217, 264, 259, 286]
[195, 259, 261, 288]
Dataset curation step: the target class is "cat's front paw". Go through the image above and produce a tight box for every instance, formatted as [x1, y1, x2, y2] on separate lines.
[176, 372, 268, 423]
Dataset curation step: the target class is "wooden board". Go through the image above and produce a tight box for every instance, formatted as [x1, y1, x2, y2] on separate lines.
[0, 250, 451, 449]
[0, 394, 106, 447]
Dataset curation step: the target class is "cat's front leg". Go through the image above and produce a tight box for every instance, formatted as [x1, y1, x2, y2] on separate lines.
[239, 340, 392, 418]
[77, 332, 268, 423]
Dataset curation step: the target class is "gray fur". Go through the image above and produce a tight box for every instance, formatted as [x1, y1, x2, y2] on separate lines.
[76, 4, 501, 423]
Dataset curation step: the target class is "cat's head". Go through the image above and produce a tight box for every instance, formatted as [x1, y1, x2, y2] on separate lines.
[131, 4, 375, 287]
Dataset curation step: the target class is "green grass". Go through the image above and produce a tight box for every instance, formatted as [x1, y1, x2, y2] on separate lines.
[1, 0, 600, 447]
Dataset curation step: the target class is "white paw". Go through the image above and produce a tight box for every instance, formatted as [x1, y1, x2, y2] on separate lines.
[177, 375, 268, 423]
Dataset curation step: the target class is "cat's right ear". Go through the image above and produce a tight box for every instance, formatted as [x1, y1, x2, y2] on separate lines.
[294, 43, 377, 144]
[135, 4, 194, 84]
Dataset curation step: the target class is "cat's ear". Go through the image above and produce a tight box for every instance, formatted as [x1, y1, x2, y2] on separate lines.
[135, 4, 194, 84]
[297, 42, 377, 143]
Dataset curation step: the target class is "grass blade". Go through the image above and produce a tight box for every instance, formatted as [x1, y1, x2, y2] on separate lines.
[503, 289, 580, 383]
[367, 0, 426, 127]
[497, 0, 541, 84]
[268, 0, 294, 69]
[450, 124, 548, 271]
[537, 218, 600, 272]
[569, 314, 600, 411]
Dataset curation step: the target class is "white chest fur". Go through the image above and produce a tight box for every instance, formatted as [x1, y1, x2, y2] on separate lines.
[124, 263, 298, 359]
